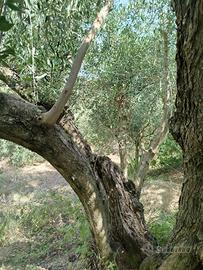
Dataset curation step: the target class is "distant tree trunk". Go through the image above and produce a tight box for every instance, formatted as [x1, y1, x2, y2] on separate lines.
[135, 31, 171, 197]
[135, 139, 140, 165]
[118, 139, 128, 178]
[135, 122, 169, 197]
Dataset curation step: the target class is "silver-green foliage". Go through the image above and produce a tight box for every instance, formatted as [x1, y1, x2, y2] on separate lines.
[1, 0, 105, 103]
[73, 2, 176, 155]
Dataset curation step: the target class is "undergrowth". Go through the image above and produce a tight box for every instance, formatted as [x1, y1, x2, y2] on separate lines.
[0, 164, 177, 270]
[0, 140, 42, 166]
[0, 191, 91, 269]
[148, 211, 176, 246]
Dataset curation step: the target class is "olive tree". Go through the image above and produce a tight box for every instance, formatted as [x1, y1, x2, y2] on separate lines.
[0, 0, 202, 269]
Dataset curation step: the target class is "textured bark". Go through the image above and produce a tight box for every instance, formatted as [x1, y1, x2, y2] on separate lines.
[0, 93, 155, 269]
[158, 0, 203, 269]
[139, 1, 203, 269]
[0, 67, 33, 101]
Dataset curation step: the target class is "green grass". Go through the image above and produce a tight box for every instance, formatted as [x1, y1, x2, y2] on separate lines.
[0, 193, 177, 270]
[0, 140, 43, 167]
[0, 191, 91, 269]
[0, 162, 178, 269]
[148, 211, 176, 246]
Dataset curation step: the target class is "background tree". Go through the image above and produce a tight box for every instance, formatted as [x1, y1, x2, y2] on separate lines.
[72, 1, 177, 185]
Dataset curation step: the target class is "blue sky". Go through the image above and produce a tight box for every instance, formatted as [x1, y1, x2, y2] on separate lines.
[116, 0, 129, 6]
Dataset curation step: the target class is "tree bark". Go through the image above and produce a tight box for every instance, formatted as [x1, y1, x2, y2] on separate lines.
[139, 1, 203, 269]
[164, 0, 203, 268]
[0, 93, 155, 269]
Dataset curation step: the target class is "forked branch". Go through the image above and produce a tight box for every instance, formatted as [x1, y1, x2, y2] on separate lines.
[40, 0, 114, 126]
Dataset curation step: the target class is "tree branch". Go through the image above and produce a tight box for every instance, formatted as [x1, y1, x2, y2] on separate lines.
[0, 92, 155, 265]
[0, 92, 93, 194]
[40, 0, 114, 126]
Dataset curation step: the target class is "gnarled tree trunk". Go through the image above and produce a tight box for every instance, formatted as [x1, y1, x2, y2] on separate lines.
[0, 93, 155, 270]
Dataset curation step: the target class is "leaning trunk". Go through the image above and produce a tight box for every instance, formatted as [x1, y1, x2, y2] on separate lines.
[1, 1, 203, 269]
[0, 94, 155, 270]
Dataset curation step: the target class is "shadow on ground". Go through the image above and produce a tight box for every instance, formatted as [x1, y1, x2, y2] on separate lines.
[0, 160, 183, 269]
